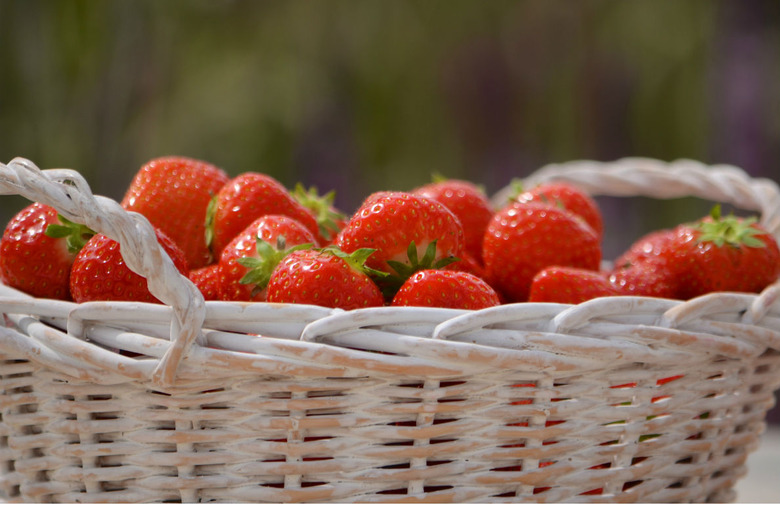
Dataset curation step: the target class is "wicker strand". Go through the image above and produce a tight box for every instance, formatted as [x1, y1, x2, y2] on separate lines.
[2, 157, 780, 503]
[0, 158, 205, 386]
[1, 157, 780, 382]
[498, 157, 780, 236]
[492, 157, 780, 326]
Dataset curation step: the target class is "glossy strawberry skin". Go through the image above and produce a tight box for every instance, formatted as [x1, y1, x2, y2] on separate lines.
[529, 266, 619, 304]
[0, 203, 75, 300]
[189, 263, 221, 301]
[609, 229, 680, 298]
[121, 156, 229, 270]
[69, 229, 189, 303]
[609, 263, 679, 299]
[514, 182, 603, 239]
[336, 191, 464, 274]
[391, 269, 500, 309]
[217, 215, 317, 302]
[613, 229, 677, 269]
[443, 251, 486, 280]
[483, 202, 602, 303]
[412, 180, 494, 263]
[667, 220, 780, 299]
[266, 249, 384, 310]
[209, 172, 322, 258]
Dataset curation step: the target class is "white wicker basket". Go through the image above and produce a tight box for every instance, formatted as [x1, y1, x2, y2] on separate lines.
[1, 157, 779, 503]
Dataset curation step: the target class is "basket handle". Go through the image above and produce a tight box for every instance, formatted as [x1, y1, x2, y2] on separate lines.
[495, 157, 780, 324]
[0, 157, 205, 387]
[494, 157, 780, 236]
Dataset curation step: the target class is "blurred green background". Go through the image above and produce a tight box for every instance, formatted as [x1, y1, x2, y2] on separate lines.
[2, 0, 779, 230]
[0, 0, 779, 418]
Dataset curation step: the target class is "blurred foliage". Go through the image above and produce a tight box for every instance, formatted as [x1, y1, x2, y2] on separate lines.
[0, 0, 779, 258]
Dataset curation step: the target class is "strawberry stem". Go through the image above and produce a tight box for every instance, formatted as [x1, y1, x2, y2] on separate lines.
[292, 183, 347, 242]
[45, 214, 95, 254]
[237, 236, 314, 293]
[697, 204, 765, 248]
[204, 194, 218, 252]
[507, 178, 524, 202]
[378, 240, 460, 300]
[322, 246, 387, 278]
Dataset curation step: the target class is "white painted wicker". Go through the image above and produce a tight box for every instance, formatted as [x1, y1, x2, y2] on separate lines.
[0, 157, 779, 503]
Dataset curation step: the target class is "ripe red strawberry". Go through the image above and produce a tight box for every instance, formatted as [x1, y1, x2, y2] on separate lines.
[483, 202, 601, 302]
[613, 229, 678, 269]
[207, 172, 322, 259]
[529, 266, 619, 304]
[510, 181, 603, 239]
[412, 178, 494, 263]
[121, 156, 229, 270]
[70, 228, 189, 303]
[189, 263, 221, 301]
[291, 184, 348, 244]
[370, 240, 459, 301]
[266, 248, 385, 310]
[0, 203, 93, 300]
[443, 251, 486, 280]
[608, 229, 680, 298]
[391, 269, 500, 309]
[217, 215, 317, 302]
[609, 262, 680, 299]
[336, 191, 464, 274]
[666, 207, 780, 299]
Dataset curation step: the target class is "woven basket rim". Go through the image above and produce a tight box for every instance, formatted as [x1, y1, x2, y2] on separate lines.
[1, 156, 779, 386]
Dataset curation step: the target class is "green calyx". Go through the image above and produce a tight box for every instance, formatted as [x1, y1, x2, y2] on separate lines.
[204, 194, 218, 251]
[44, 214, 95, 254]
[378, 240, 460, 299]
[508, 178, 524, 201]
[238, 236, 313, 295]
[321, 245, 387, 278]
[507, 180, 566, 210]
[696, 204, 766, 248]
[292, 183, 347, 242]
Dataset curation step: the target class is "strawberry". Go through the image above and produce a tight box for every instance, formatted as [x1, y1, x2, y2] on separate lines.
[608, 229, 680, 298]
[335, 191, 464, 275]
[529, 266, 619, 304]
[189, 263, 221, 301]
[266, 248, 385, 310]
[443, 251, 486, 280]
[412, 178, 494, 263]
[121, 156, 229, 270]
[609, 262, 680, 299]
[217, 215, 317, 302]
[483, 201, 601, 302]
[612, 229, 678, 269]
[666, 206, 780, 299]
[291, 183, 348, 244]
[207, 172, 322, 259]
[0, 203, 93, 300]
[374, 240, 460, 300]
[391, 269, 501, 309]
[69, 228, 189, 303]
[510, 181, 603, 238]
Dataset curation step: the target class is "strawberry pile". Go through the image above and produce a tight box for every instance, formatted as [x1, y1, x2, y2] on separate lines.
[1, 156, 779, 311]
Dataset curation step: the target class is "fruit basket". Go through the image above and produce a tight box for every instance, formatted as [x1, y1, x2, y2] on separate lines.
[0, 156, 779, 503]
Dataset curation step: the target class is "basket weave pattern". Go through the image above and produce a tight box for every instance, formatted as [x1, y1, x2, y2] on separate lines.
[1, 157, 779, 503]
